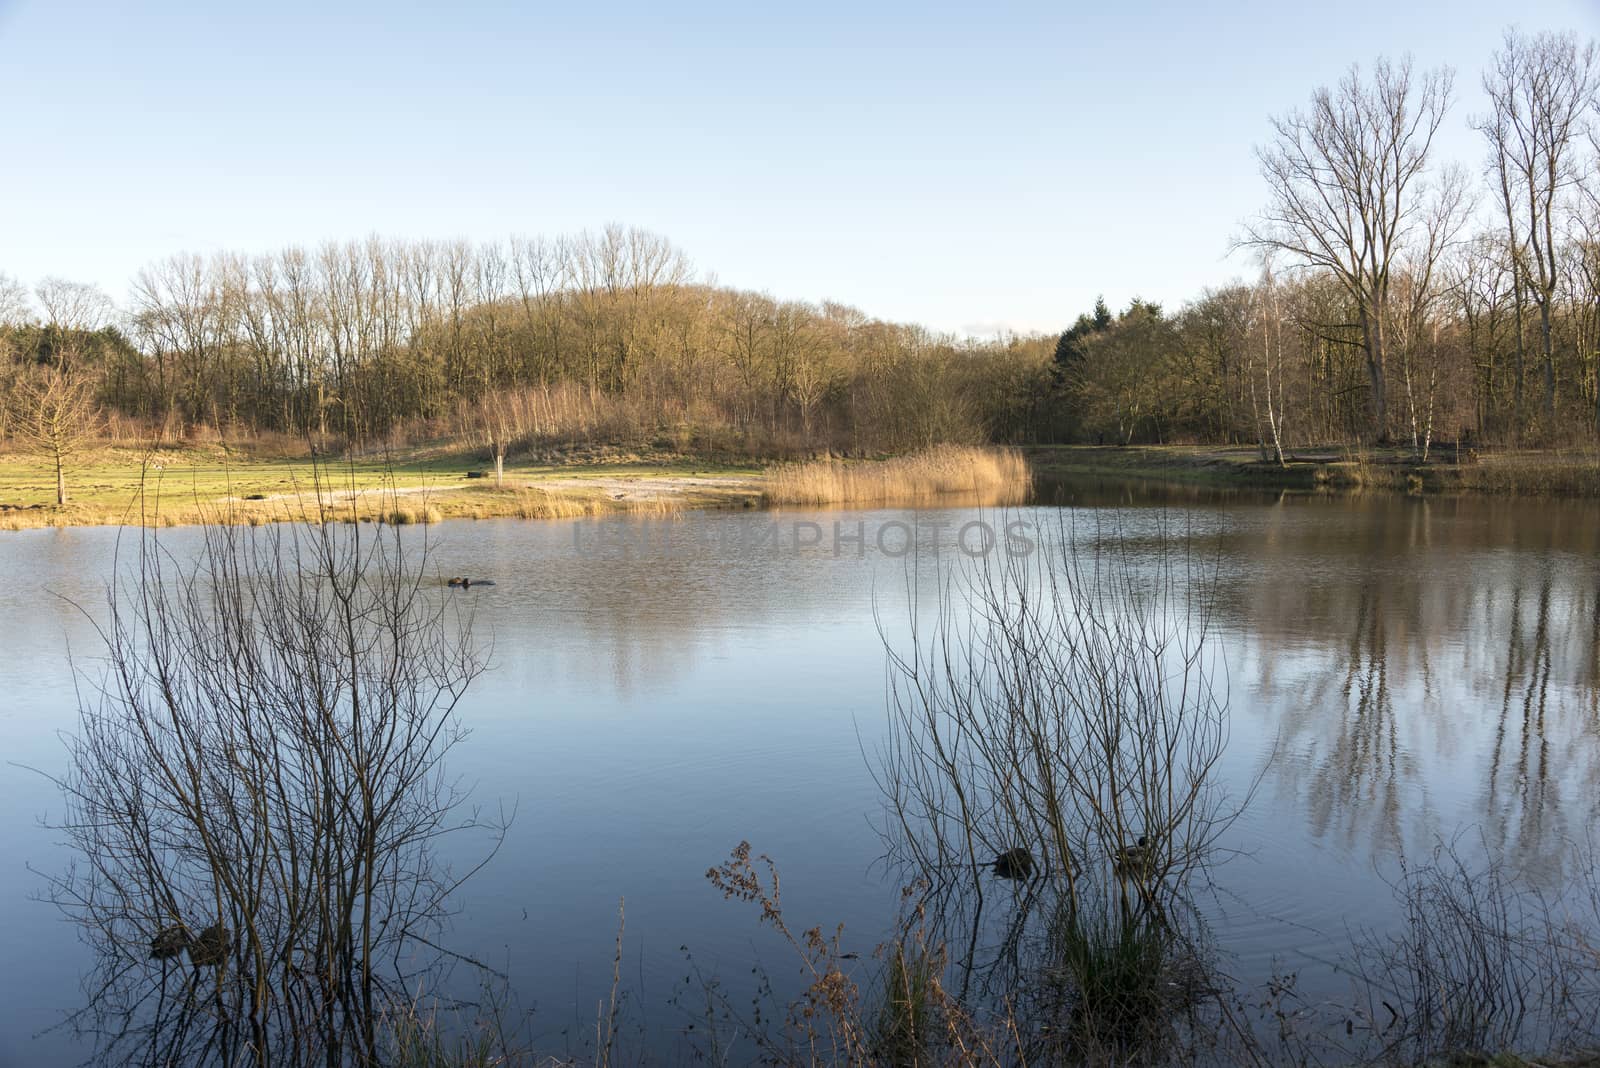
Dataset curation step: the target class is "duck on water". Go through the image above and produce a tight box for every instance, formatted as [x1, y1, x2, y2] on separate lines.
[149, 922, 231, 967]
[1113, 836, 1153, 878]
[990, 847, 1035, 880]
[989, 837, 1155, 881]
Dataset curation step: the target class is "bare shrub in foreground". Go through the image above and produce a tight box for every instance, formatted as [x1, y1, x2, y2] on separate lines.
[699, 844, 1024, 1068]
[44, 492, 505, 1065]
[875, 512, 1245, 1062]
[879, 511, 1238, 915]
[1341, 837, 1600, 1066]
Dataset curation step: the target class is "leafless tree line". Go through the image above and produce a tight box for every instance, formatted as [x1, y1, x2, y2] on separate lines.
[1051, 30, 1600, 450]
[1237, 30, 1600, 446]
[0, 227, 1049, 458]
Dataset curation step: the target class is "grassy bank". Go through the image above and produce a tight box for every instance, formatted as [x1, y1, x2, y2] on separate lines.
[0, 444, 1036, 531]
[0, 443, 765, 530]
[17, 438, 1600, 531]
[1027, 444, 1600, 498]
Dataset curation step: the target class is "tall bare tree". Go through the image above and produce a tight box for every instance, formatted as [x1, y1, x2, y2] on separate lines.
[1247, 56, 1455, 440]
[1475, 29, 1600, 426]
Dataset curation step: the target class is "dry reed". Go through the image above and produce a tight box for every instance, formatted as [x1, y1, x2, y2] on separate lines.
[384, 501, 444, 525]
[762, 446, 1030, 507]
[507, 486, 597, 520]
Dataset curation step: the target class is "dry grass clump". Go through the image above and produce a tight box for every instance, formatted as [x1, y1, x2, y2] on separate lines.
[383, 501, 444, 525]
[498, 486, 686, 521]
[617, 492, 686, 519]
[507, 487, 597, 520]
[763, 446, 1030, 507]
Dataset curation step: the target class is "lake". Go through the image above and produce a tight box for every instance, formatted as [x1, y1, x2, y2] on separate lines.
[2, 479, 1599, 1063]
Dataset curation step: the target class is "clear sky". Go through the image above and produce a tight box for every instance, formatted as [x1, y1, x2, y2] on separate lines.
[2, 0, 1597, 336]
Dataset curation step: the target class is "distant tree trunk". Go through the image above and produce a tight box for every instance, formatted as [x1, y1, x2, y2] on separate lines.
[1512, 287, 1527, 436]
[1362, 305, 1389, 439]
[1539, 300, 1556, 420]
[1259, 269, 1288, 467]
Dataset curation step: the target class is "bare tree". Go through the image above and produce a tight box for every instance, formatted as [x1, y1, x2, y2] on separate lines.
[1475, 28, 1600, 427]
[0, 271, 32, 326]
[9, 365, 100, 504]
[788, 330, 840, 441]
[479, 390, 518, 486]
[1572, 206, 1600, 431]
[1247, 260, 1290, 466]
[1392, 166, 1473, 457]
[132, 255, 234, 431]
[509, 234, 566, 390]
[0, 274, 32, 440]
[35, 276, 112, 333]
[1247, 56, 1455, 441]
[34, 277, 114, 380]
[1445, 233, 1518, 437]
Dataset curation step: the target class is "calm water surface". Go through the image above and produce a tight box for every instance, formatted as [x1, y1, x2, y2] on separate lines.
[2, 481, 1599, 1062]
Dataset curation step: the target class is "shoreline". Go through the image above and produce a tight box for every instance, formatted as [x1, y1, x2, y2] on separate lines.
[8, 442, 1600, 531]
[0, 444, 1026, 531]
[1025, 443, 1600, 498]
[0, 446, 768, 531]
[0, 470, 766, 531]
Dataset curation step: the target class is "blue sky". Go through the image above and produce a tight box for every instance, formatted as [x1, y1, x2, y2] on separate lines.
[2, 0, 1597, 336]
